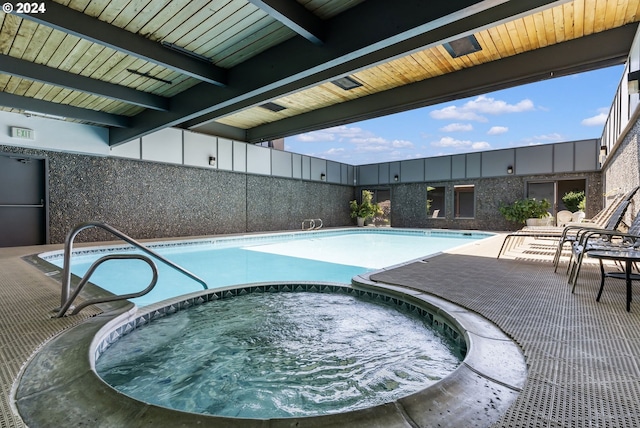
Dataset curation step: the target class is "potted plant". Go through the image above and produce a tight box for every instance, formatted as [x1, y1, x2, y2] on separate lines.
[350, 190, 383, 226]
[499, 198, 552, 226]
[562, 190, 585, 213]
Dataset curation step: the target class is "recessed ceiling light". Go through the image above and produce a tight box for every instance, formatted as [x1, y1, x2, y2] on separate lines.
[443, 35, 482, 58]
[259, 102, 287, 112]
[331, 76, 362, 90]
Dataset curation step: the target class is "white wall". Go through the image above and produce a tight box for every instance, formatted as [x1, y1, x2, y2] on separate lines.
[0, 110, 352, 186]
[0, 110, 109, 155]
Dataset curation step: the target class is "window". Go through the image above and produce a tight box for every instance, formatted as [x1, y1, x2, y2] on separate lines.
[427, 186, 445, 218]
[454, 185, 475, 218]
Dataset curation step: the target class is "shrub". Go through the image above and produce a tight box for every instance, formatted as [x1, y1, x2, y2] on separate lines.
[350, 190, 383, 219]
[562, 191, 585, 213]
[499, 198, 551, 225]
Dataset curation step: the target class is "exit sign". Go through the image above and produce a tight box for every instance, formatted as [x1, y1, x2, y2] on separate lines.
[11, 127, 35, 140]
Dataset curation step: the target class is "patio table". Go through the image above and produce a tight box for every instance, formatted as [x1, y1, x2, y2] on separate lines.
[589, 249, 640, 312]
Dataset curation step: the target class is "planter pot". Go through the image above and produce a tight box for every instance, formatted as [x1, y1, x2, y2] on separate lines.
[526, 217, 553, 227]
[357, 217, 365, 227]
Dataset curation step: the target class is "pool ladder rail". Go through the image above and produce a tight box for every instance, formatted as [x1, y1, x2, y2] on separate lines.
[56, 221, 208, 318]
[302, 218, 323, 230]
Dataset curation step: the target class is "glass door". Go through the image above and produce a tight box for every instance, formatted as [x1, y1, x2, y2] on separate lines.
[527, 182, 555, 214]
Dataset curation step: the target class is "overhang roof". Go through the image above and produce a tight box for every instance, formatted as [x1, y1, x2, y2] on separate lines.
[0, 0, 638, 148]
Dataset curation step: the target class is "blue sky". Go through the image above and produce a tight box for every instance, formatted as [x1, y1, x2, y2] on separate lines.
[285, 65, 624, 165]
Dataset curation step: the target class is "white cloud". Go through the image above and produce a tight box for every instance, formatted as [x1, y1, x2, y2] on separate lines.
[296, 131, 335, 142]
[487, 126, 508, 135]
[430, 106, 487, 122]
[431, 137, 472, 148]
[430, 95, 534, 122]
[325, 148, 345, 154]
[581, 112, 607, 126]
[440, 123, 473, 132]
[351, 136, 387, 145]
[523, 133, 564, 145]
[294, 125, 414, 157]
[431, 137, 490, 151]
[465, 96, 534, 114]
[471, 142, 491, 150]
[392, 139, 414, 148]
[295, 125, 371, 143]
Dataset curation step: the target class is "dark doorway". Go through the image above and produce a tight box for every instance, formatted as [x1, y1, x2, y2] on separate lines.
[0, 154, 48, 247]
[527, 179, 586, 215]
[557, 179, 587, 211]
[363, 188, 391, 226]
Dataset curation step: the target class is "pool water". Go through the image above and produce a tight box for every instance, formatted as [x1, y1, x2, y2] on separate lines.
[95, 292, 463, 418]
[44, 229, 489, 306]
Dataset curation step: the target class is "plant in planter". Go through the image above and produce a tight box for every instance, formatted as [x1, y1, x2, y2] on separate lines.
[499, 198, 552, 226]
[350, 190, 383, 226]
[562, 190, 585, 213]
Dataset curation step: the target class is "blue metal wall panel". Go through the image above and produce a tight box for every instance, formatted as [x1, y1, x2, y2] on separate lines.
[481, 150, 514, 177]
[516, 145, 553, 175]
[400, 159, 425, 182]
[425, 156, 451, 180]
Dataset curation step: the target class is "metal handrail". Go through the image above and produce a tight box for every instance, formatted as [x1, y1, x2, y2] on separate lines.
[302, 218, 323, 230]
[59, 221, 208, 312]
[56, 254, 158, 317]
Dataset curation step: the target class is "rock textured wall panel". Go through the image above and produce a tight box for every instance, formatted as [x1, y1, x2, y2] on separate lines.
[604, 116, 640, 221]
[380, 172, 602, 231]
[246, 177, 354, 233]
[0, 145, 355, 243]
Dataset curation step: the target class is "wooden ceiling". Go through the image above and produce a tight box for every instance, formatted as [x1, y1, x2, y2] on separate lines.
[0, 0, 638, 147]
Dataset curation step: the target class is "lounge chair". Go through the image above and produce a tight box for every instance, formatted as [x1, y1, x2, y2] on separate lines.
[497, 187, 638, 259]
[568, 211, 640, 290]
[552, 200, 631, 271]
[552, 186, 639, 269]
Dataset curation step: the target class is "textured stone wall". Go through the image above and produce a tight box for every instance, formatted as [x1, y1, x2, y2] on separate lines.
[0, 145, 355, 243]
[604, 117, 640, 221]
[2, 142, 608, 239]
[375, 172, 602, 231]
[246, 177, 354, 232]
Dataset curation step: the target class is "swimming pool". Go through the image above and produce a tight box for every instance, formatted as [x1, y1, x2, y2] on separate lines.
[40, 228, 491, 307]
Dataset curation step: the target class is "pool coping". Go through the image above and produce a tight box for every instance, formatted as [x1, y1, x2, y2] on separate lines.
[13, 280, 526, 428]
[37, 227, 494, 262]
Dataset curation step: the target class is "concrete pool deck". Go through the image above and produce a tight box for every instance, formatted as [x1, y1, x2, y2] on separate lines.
[2, 231, 640, 426]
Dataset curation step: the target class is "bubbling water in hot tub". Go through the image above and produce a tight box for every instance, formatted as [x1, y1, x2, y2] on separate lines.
[96, 290, 464, 419]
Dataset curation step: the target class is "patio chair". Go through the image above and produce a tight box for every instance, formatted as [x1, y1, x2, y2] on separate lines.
[498, 187, 639, 260]
[571, 211, 586, 223]
[568, 211, 640, 290]
[551, 186, 640, 269]
[556, 210, 573, 227]
[497, 190, 631, 259]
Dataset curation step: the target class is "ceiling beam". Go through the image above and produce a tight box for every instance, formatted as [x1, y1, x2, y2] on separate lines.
[110, 0, 564, 145]
[0, 92, 130, 128]
[247, 0, 325, 45]
[15, 0, 227, 86]
[244, 24, 638, 143]
[0, 54, 169, 111]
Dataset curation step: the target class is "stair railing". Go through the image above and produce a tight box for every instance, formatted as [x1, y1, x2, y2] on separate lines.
[57, 221, 208, 317]
[301, 218, 323, 230]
